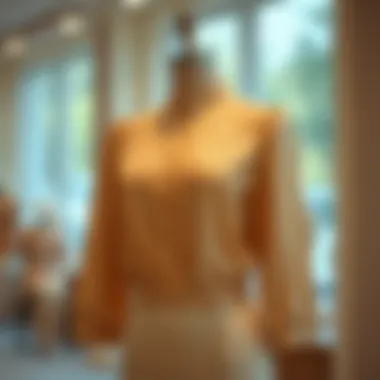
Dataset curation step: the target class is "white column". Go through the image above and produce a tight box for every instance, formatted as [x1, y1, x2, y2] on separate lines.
[337, 0, 380, 379]
[126, 10, 170, 112]
[0, 62, 19, 193]
[90, 1, 118, 146]
[110, 10, 135, 119]
[93, 7, 171, 125]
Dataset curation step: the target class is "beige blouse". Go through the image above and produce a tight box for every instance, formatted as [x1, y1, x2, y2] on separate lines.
[76, 95, 314, 346]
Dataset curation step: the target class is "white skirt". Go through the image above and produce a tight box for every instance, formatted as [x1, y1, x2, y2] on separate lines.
[124, 304, 263, 380]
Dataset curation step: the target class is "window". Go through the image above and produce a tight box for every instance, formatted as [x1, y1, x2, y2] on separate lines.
[62, 55, 95, 265]
[19, 49, 94, 270]
[257, 0, 336, 339]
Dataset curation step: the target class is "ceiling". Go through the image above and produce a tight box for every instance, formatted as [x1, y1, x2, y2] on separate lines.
[0, 0, 263, 36]
[0, 0, 92, 35]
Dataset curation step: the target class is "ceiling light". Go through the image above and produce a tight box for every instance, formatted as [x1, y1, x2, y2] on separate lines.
[58, 14, 86, 37]
[121, 0, 150, 9]
[1, 36, 28, 59]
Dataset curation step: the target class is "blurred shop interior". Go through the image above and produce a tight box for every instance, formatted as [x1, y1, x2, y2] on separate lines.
[0, 0, 337, 379]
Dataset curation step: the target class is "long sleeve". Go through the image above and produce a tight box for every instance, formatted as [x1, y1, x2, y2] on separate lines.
[75, 124, 128, 346]
[244, 111, 315, 347]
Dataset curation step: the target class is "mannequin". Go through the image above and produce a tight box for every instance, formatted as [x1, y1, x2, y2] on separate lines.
[0, 190, 18, 318]
[166, 14, 217, 119]
[0, 189, 17, 258]
[76, 13, 314, 380]
[18, 208, 66, 354]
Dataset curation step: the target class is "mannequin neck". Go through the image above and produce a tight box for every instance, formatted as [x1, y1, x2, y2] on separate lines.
[169, 52, 218, 117]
